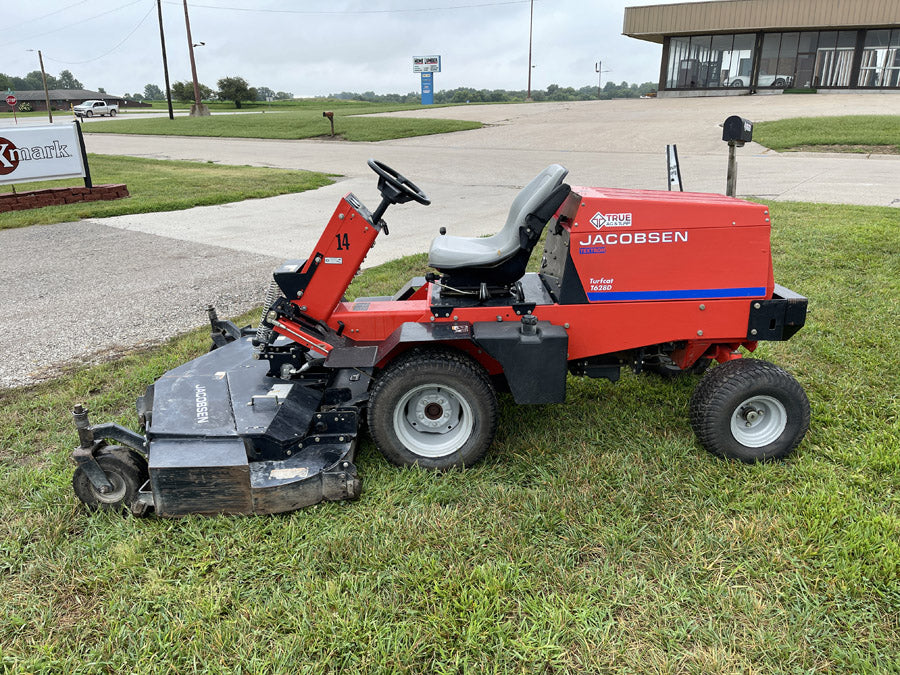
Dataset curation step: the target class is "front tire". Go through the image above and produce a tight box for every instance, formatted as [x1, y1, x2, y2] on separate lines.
[367, 349, 498, 469]
[73, 446, 148, 513]
[690, 359, 809, 462]
[85, 110, 93, 118]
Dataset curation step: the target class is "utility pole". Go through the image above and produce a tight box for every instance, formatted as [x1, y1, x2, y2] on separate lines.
[182, 0, 209, 116]
[28, 50, 53, 123]
[156, 0, 174, 119]
[595, 61, 610, 99]
[526, 0, 534, 100]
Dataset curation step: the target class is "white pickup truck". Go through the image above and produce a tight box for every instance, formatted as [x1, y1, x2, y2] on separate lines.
[73, 100, 119, 118]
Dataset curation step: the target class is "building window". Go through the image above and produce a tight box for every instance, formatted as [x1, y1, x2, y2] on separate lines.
[665, 33, 755, 89]
[663, 28, 900, 92]
[727, 34, 756, 87]
[759, 33, 795, 88]
[858, 29, 900, 88]
[814, 31, 856, 87]
[666, 36, 690, 89]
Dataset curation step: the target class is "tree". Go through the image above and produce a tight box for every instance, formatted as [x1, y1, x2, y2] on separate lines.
[274, 91, 293, 100]
[255, 86, 275, 101]
[171, 80, 213, 102]
[217, 76, 253, 108]
[143, 83, 163, 100]
[98, 87, 106, 94]
[170, 81, 192, 102]
[23, 70, 57, 90]
[57, 70, 83, 89]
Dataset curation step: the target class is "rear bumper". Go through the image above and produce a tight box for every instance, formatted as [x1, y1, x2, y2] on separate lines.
[747, 283, 807, 341]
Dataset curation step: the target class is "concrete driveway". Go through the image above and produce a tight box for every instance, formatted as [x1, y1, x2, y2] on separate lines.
[1, 94, 897, 389]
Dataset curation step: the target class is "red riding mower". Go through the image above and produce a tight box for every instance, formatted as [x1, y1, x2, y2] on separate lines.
[71, 160, 810, 516]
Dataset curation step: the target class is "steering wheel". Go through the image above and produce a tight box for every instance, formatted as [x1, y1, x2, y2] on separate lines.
[368, 159, 431, 206]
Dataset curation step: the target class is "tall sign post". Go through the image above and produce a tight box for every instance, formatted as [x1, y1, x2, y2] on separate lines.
[6, 92, 17, 125]
[413, 55, 441, 105]
[420, 72, 434, 105]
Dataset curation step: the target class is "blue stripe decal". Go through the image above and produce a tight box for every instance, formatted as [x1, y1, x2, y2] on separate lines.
[587, 287, 767, 302]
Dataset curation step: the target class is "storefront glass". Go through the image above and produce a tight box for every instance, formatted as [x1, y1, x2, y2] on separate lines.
[665, 33, 755, 89]
[663, 29, 899, 91]
[858, 29, 900, 87]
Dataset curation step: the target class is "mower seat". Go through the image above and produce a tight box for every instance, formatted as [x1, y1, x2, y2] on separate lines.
[427, 164, 570, 287]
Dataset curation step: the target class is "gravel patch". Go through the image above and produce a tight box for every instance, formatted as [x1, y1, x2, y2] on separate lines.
[0, 220, 279, 390]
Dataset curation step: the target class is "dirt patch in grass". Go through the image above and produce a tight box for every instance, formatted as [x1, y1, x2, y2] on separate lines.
[781, 144, 900, 155]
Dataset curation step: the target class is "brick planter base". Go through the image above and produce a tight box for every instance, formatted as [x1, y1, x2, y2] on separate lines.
[0, 184, 129, 213]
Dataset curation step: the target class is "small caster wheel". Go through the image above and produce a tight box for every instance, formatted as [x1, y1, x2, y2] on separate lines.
[73, 446, 148, 513]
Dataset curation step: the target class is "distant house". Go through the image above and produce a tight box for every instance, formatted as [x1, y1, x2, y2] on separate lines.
[13, 89, 150, 111]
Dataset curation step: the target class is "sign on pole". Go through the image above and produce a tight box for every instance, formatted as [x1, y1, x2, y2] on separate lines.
[5, 94, 17, 124]
[413, 55, 440, 105]
[666, 144, 683, 191]
[420, 72, 434, 105]
[0, 123, 89, 186]
[413, 55, 441, 73]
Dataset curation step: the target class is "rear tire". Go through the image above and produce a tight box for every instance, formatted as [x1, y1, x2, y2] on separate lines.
[110, 109, 117, 117]
[73, 446, 148, 513]
[367, 349, 498, 469]
[690, 359, 809, 462]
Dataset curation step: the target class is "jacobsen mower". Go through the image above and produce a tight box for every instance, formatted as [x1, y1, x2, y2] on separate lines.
[71, 160, 810, 516]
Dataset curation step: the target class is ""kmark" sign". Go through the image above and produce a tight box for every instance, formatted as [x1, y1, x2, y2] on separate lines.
[0, 123, 88, 186]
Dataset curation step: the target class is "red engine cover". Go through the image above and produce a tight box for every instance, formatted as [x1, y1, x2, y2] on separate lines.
[568, 188, 773, 302]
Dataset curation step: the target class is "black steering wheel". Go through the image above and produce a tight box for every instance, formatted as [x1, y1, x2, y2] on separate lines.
[368, 159, 431, 206]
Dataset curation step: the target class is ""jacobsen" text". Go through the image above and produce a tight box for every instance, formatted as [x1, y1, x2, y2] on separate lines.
[578, 231, 688, 246]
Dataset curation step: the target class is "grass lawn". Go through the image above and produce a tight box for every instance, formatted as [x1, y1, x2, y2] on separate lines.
[0, 155, 333, 231]
[755, 115, 900, 154]
[0, 201, 898, 672]
[74, 101, 481, 142]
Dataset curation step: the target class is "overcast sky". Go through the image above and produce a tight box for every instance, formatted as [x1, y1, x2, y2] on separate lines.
[5, 0, 686, 97]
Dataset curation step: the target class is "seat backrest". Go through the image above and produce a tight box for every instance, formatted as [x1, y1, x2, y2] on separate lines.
[490, 164, 569, 257]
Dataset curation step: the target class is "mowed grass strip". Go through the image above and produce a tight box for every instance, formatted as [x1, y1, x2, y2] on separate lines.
[0, 201, 898, 672]
[0, 154, 334, 230]
[755, 114, 900, 153]
[77, 103, 481, 141]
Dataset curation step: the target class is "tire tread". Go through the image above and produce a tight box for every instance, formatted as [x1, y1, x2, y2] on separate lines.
[690, 359, 809, 462]
[367, 348, 498, 469]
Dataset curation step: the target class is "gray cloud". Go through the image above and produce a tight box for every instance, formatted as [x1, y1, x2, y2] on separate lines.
[6, 0, 668, 96]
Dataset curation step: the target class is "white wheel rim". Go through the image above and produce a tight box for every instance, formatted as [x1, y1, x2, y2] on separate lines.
[393, 383, 474, 458]
[94, 472, 127, 504]
[730, 395, 787, 448]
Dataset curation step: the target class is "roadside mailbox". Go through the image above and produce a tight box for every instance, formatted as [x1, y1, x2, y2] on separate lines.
[722, 115, 753, 145]
[722, 115, 753, 197]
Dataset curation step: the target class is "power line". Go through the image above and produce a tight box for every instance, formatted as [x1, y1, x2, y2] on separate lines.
[9, 0, 147, 48]
[163, 0, 537, 15]
[7, 0, 91, 32]
[44, 3, 157, 66]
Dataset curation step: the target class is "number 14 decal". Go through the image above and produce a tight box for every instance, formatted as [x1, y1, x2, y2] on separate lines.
[335, 232, 350, 250]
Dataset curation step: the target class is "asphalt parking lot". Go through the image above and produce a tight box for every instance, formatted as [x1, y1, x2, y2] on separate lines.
[1, 94, 897, 389]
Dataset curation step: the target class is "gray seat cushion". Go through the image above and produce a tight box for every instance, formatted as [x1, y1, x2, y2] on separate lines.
[427, 164, 569, 270]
